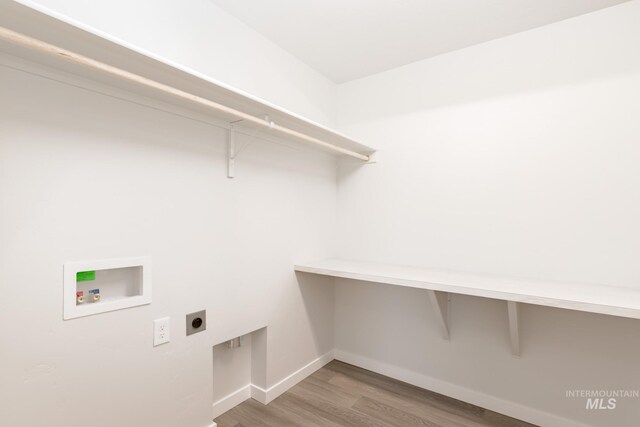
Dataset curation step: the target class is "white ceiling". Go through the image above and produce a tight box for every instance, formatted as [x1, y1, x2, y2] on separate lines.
[211, 0, 628, 83]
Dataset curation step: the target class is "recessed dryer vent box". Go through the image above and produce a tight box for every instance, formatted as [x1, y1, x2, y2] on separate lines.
[63, 256, 152, 320]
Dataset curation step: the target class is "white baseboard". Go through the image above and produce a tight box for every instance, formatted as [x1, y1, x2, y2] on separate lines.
[334, 349, 589, 427]
[249, 384, 267, 403]
[251, 350, 334, 404]
[212, 350, 334, 420]
[212, 348, 581, 427]
[211, 384, 251, 420]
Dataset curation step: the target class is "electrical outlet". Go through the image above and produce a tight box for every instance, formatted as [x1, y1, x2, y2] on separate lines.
[154, 317, 171, 346]
[186, 310, 206, 336]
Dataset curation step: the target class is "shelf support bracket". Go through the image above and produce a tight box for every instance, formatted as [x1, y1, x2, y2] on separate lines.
[227, 121, 241, 179]
[427, 290, 450, 340]
[507, 301, 521, 357]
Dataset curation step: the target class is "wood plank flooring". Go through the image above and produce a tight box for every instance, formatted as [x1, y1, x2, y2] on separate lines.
[214, 360, 537, 427]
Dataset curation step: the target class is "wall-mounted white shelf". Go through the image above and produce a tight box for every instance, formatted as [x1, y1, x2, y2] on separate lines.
[0, 1, 374, 165]
[295, 259, 640, 356]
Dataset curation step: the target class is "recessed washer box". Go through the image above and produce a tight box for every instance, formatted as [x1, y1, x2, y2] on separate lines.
[63, 256, 152, 320]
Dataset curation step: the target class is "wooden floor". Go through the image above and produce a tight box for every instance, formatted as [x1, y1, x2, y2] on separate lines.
[214, 360, 536, 427]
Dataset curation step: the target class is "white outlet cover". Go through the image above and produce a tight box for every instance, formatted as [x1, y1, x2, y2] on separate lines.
[154, 317, 171, 346]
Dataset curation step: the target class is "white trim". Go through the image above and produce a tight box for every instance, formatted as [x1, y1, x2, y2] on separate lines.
[251, 350, 334, 404]
[249, 384, 267, 404]
[211, 348, 586, 426]
[334, 349, 589, 427]
[212, 384, 251, 420]
[206, 423, 217, 427]
[212, 351, 334, 419]
[63, 256, 151, 320]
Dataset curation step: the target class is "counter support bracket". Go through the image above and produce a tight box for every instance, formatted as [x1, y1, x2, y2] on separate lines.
[428, 290, 451, 340]
[507, 301, 521, 357]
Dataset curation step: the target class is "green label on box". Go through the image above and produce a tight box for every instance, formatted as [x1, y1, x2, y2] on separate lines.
[76, 271, 96, 282]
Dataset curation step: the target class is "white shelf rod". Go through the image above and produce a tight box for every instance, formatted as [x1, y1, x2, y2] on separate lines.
[0, 26, 370, 162]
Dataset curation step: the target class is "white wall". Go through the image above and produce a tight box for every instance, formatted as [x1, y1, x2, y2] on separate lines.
[335, 2, 640, 426]
[4, 1, 640, 426]
[0, 1, 338, 426]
